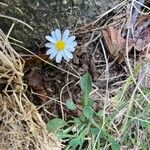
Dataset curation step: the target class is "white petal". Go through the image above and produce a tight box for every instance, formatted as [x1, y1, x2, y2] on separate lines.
[66, 36, 76, 44]
[66, 47, 75, 52]
[65, 50, 73, 59]
[45, 36, 56, 43]
[66, 41, 77, 48]
[46, 49, 55, 55]
[72, 41, 77, 47]
[65, 42, 77, 52]
[56, 51, 63, 63]
[62, 52, 70, 62]
[62, 29, 70, 42]
[55, 29, 61, 40]
[50, 50, 57, 59]
[51, 31, 57, 41]
[45, 43, 55, 48]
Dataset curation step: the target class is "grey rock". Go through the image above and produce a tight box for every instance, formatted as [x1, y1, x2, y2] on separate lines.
[0, 0, 121, 48]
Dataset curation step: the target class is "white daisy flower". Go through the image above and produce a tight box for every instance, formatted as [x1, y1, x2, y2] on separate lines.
[45, 29, 77, 63]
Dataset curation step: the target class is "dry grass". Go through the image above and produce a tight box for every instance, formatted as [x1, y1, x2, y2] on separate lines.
[0, 29, 61, 150]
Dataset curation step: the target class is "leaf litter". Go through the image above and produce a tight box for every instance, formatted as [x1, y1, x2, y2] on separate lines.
[13, 0, 150, 149]
[102, 26, 134, 64]
[21, 0, 150, 120]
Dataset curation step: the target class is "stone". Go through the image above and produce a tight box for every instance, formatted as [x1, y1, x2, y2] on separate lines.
[0, 0, 121, 48]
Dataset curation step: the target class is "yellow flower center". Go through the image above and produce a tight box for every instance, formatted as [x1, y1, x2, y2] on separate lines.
[55, 41, 65, 51]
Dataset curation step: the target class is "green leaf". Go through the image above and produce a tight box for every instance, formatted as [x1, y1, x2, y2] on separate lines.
[83, 106, 94, 118]
[111, 141, 120, 150]
[74, 117, 82, 126]
[56, 131, 71, 139]
[69, 137, 82, 149]
[66, 100, 77, 111]
[90, 127, 100, 136]
[83, 97, 93, 107]
[47, 118, 66, 132]
[79, 115, 87, 122]
[80, 73, 92, 100]
[107, 136, 120, 150]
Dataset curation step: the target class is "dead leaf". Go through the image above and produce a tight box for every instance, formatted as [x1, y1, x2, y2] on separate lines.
[135, 32, 150, 51]
[134, 16, 150, 51]
[138, 62, 150, 89]
[102, 26, 134, 63]
[26, 69, 49, 102]
[76, 102, 83, 116]
[140, 46, 150, 60]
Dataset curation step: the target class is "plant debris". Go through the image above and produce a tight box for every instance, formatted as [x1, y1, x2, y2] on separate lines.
[26, 68, 49, 103]
[102, 26, 134, 63]
[134, 16, 150, 52]
[138, 62, 150, 89]
[0, 29, 61, 150]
